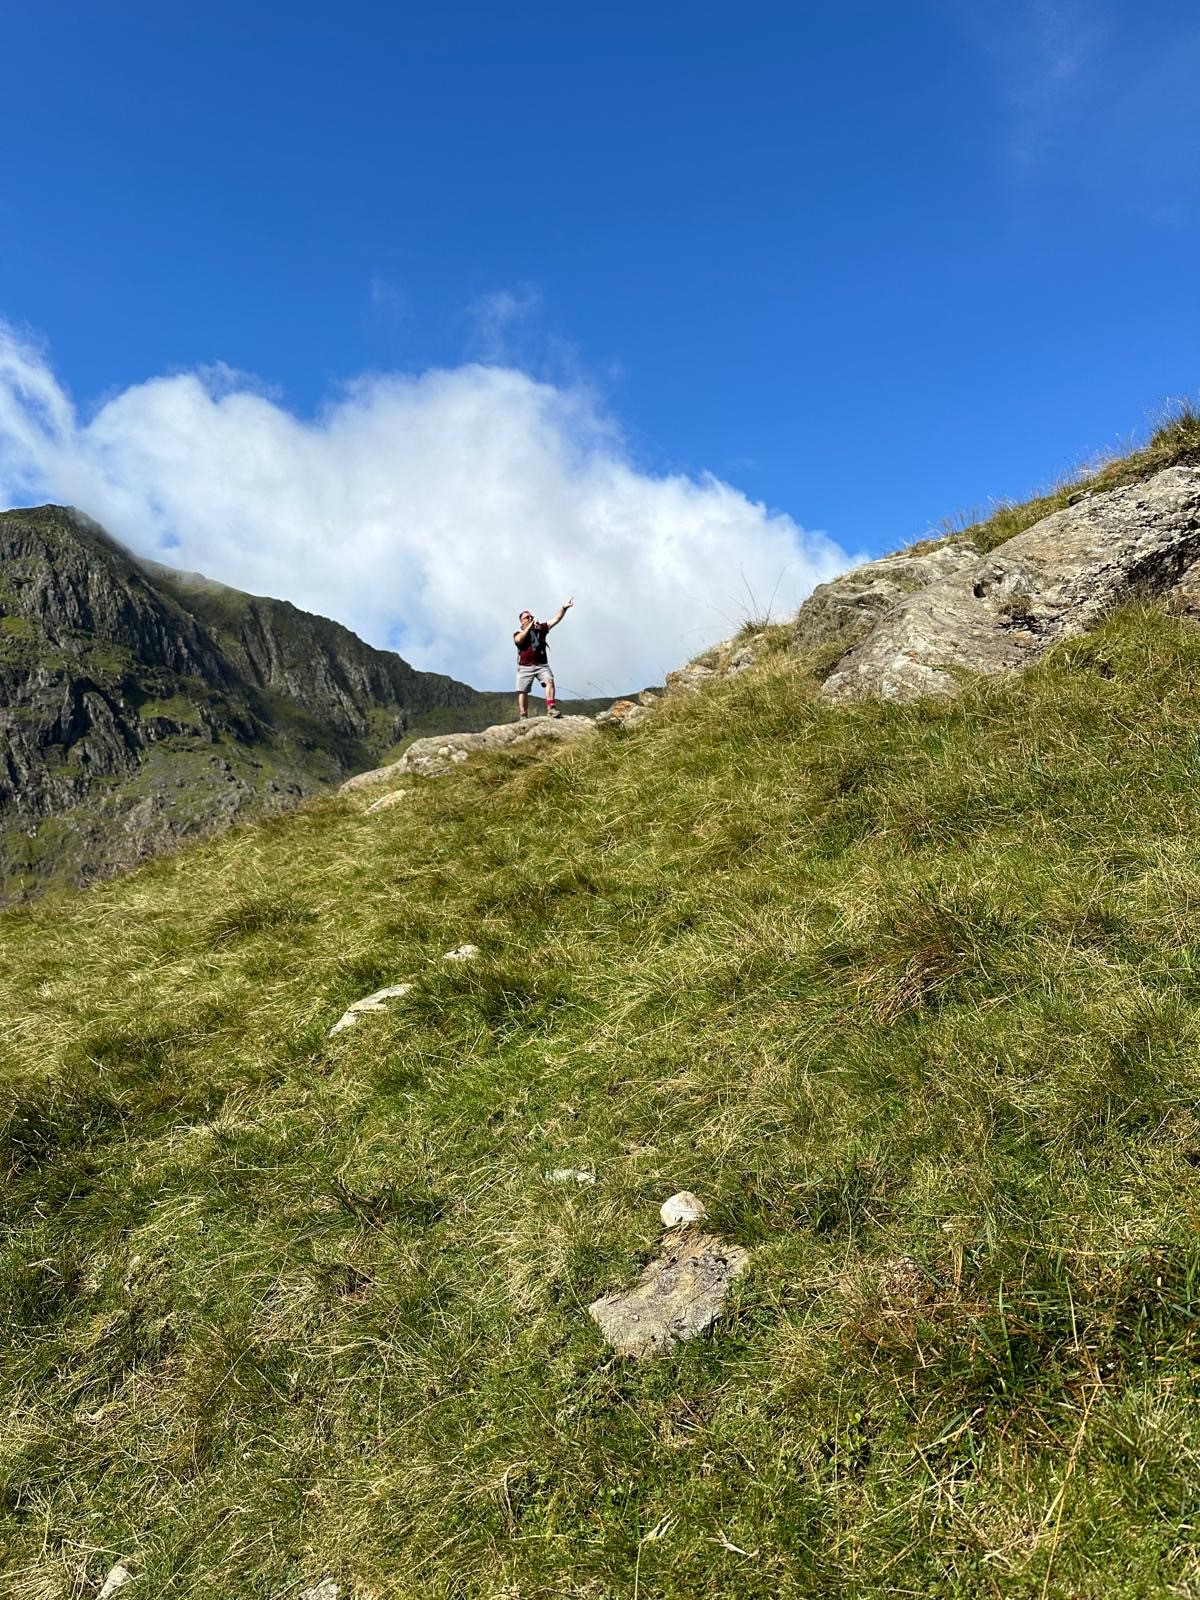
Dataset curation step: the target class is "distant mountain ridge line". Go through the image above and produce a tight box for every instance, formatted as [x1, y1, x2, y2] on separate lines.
[0, 504, 619, 901]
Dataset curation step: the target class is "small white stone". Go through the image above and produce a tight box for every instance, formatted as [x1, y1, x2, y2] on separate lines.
[442, 944, 479, 961]
[660, 1190, 707, 1227]
[299, 1582, 339, 1600]
[97, 1567, 135, 1600]
[546, 1168, 596, 1185]
[328, 983, 412, 1036]
[451, 750, 469, 763]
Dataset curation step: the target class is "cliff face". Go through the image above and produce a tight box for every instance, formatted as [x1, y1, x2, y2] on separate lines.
[143, 562, 482, 742]
[0, 507, 498, 900]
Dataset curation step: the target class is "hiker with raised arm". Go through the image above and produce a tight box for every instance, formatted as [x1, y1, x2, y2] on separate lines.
[514, 599, 574, 720]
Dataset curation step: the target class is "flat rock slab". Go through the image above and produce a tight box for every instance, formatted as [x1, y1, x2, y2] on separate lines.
[588, 1230, 750, 1358]
[398, 715, 595, 777]
[821, 466, 1200, 702]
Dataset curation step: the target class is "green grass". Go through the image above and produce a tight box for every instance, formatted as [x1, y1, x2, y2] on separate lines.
[7, 604, 1200, 1597]
[136, 694, 202, 726]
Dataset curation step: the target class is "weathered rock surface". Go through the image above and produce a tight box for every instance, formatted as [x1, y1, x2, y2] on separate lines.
[594, 697, 652, 730]
[364, 788, 408, 814]
[664, 631, 770, 698]
[821, 466, 1200, 702]
[546, 1167, 596, 1185]
[727, 639, 762, 673]
[329, 983, 412, 1036]
[588, 1230, 750, 1358]
[1168, 556, 1200, 614]
[340, 760, 407, 793]
[391, 715, 595, 778]
[792, 541, 982, 654]
[299, 1582, 339, 1600]
[664, 662, 717, 696]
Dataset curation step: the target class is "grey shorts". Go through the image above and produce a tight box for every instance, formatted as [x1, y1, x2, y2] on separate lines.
[516, 663, 553, 692]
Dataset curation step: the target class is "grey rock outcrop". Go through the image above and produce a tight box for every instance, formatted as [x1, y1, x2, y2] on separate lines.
[588, 1229, 750, 1358]
[664, 662, 716, 695]
[594, 697, 652, 730]
[392, 715, 595, 778]
[664, 632, 768, 698]
[792, 541, 982, 654]
[820, 466, 1200, 702]
[340, 759, 407, 793]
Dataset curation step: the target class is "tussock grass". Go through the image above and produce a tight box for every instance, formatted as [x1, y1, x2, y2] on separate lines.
[6, 606, 1200, 1595]
[921, 401, 1200, 554]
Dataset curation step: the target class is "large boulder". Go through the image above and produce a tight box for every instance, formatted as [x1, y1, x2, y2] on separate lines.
[792, 541, 982, 654]
[820, 466, 1200, 702]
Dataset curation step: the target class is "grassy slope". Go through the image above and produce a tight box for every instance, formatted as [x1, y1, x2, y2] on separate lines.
[6, 597, 1200, 1598]
[920, 404, 1200, 553]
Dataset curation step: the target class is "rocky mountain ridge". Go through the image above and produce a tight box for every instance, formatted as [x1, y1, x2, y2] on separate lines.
[0, 505, 611, 900]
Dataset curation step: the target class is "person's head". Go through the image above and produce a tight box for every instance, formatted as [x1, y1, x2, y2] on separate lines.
[518, 610, 533, 625]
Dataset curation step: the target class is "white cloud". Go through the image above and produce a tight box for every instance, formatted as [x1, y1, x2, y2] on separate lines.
[0, 322, 851, 693]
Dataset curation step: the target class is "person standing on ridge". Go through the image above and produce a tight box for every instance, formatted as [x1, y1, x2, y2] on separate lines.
[514, 599, 573, 720]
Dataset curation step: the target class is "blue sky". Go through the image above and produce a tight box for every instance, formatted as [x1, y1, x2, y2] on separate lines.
[2, 0, 1198, 689]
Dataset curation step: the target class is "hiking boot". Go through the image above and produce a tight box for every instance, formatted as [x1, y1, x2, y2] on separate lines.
[546, 707, 561, 718]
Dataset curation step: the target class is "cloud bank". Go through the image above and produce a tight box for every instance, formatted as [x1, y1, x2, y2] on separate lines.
[0, 324, 850, 692]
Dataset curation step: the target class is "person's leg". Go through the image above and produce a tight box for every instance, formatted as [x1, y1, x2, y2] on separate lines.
[543, 669, 559, 715]
[518, 690, 528, 718]
[516, 667, 532, 718]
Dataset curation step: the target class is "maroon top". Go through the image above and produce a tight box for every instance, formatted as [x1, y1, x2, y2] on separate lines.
[516, 622, 550, 666]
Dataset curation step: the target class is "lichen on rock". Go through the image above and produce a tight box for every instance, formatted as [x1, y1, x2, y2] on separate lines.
[588, 1229, 749, 1358]
[818, 466, 1200, 702]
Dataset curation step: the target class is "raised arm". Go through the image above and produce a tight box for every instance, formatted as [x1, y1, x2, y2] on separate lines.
[545, 597, 575, 632]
